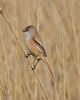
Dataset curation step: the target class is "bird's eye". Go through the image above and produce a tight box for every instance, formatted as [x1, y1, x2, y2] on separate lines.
[26, 28, 29, 31]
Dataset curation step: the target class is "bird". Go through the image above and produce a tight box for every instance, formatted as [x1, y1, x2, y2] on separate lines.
[23, 25, 55, 79]
[22, 25, 47, 69]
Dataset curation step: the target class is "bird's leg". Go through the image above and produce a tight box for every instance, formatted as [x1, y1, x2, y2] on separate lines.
[25, 53, 41, 70]
[25, 53, 32, 58]
[32, 59, 41, 70]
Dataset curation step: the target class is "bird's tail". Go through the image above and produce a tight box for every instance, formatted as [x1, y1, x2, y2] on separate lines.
[42, 56, 55, 80]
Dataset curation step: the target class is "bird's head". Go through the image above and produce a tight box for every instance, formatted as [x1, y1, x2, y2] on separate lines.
[23, 25, 37, 37]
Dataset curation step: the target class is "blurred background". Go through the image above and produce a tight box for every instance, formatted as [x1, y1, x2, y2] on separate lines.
[0, 0, 80, 100]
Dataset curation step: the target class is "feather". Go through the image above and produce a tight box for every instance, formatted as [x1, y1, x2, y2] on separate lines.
[33, 36, 47, 57]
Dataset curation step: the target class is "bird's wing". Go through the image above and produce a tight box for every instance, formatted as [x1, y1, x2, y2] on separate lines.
[33, 35, 47, 57]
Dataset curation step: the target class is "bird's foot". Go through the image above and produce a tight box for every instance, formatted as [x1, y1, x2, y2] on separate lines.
[25, 53, 32, 58]
[31, 59, 41, 70]
[32, 66, 36, 70]
[25, 54, 29, 58]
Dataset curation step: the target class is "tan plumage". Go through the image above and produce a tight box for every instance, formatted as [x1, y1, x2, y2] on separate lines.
[23, 25, 55, 79]
[23, 25, 47, 58]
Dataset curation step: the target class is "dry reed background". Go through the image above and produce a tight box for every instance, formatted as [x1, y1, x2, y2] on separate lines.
[0, 0, 80, 100]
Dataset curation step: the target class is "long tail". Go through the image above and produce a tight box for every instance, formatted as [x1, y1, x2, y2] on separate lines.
[42, 57, 55, 81]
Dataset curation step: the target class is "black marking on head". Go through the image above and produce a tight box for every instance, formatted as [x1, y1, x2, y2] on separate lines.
[22, 25, 35, 32]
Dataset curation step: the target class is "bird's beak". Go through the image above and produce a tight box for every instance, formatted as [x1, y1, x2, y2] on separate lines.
[22, 28, 26, 32]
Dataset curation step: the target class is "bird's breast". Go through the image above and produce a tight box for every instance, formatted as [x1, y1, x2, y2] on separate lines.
[26, 37, 41, 56]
